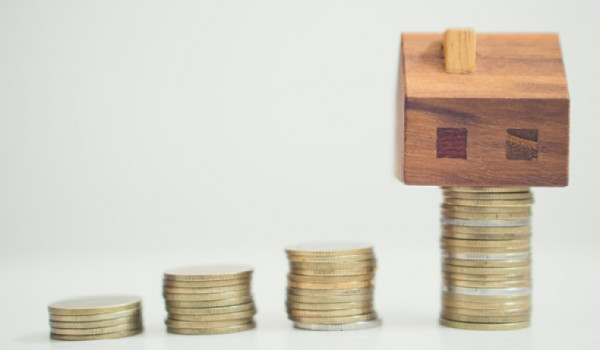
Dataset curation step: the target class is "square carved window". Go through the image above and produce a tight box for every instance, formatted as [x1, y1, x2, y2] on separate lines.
[436, 128, 467, 159]
[506, 129, 538, 160]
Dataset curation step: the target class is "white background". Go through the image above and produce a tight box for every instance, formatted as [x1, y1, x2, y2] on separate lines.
[1, 0, 599, 349]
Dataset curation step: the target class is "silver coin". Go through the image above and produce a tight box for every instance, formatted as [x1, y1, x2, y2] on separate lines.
[443, 285, 531, 297]
[442, 252, 531, 261]
[442, 218, 531, 227]
[294, 319, 382, 331]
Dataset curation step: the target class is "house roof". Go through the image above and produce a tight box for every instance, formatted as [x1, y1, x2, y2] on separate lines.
[402, 33, 569, 99]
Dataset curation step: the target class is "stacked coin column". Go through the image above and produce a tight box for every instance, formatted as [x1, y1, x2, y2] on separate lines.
[48, 296, 143, 341]
[439, 187, 532, 331]
[285, 242, 382, 331]
[163, 265, 257, 335]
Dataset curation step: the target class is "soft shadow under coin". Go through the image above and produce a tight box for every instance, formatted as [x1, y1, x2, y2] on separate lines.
[440, 324, 533, 350]
[386, 311, 436, 329]
[285, 323, 382, 350]
[13, 331, 48, 344]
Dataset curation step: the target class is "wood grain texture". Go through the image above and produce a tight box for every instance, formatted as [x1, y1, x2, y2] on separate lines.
[396, 33, 569, 187]
[444, 28, 476, 73]
[402, 33, 568, 99]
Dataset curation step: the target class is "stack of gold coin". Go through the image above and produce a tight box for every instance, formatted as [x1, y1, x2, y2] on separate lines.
[48, 295, 143, 341]
[440, 186, 533, 331]
[163, 265, 256, 335]
[285, 242, 381, 331]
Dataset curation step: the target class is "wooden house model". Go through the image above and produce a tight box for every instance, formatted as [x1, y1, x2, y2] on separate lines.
[396, 30, 569, 186]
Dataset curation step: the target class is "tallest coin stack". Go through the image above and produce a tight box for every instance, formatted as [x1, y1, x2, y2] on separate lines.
[440, 187, 533, 330]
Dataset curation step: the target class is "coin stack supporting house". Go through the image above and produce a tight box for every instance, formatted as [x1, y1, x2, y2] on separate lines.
[285, 242, 381, 331]
[48, 296, 143, 341]
[440, 187, 533, 330]
[163, 265, 256, 335]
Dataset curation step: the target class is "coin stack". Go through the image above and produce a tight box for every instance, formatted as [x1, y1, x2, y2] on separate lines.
[285, 242, 381, 331]
[163, 265, 256, 335]
[48, 295, 143, 341]
[440, 186, 533, 330]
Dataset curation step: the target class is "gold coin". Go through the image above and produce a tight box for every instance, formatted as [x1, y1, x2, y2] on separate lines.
[443, 192, 532, 200]
[290, 259, 376, 270]
[165, 318, 252, 329]
[442, 186, 529, 193]
[168, 309, 256, 322]
[287, 254, 375, 263]
[444, 198, 533, 207]
[163, 284, 249, 294]
[287, 280, 373, 290]
[442, 210, 531, 220]
[289, 312, 377, 325]
[442, 293, 530, 303]
[49, 316, 141, 329]
[442, 225, 531, 234]
[287, 308, 373, 317]
[443, 259, 531, 268]
[442, 232, 531, 240]
[443, 278, 531, 288]
[49, 308, 141, 322]
[288, 273, 374, 283]
[286, 300, 373, 310]
[291, 267, 376, 276]
[48, 296, 141, 316]
[164, 265, 253, 282]
[166, 296, 253, 308]
[441, 238, 530, 248]
[287, 294, 372, 304]
[51, 322, 142, 335]
[443, 272, 530, 282]
[50, 328, 142, 341]
[442, 203, 531, 213]
[442, 248, 531, 257]
[441, 313, 529, 323]
[167, 322, 255, 335]
[442, 299, 531, 310]
[442, 265, 530, 275]
[285, 242, 373, 256]
[442, 307, 530, 317]
[163, 290, 250, 301]
[166, 302, 255, 315]
[163, 278, 251, 288]
[287, 287, 372, 296]
[439, 318, 529, 330]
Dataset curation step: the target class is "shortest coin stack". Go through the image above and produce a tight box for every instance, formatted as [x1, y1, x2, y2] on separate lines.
[163, 265, 256, 335]
[48, 295, 143, 341]
[285, 242, 381, 331]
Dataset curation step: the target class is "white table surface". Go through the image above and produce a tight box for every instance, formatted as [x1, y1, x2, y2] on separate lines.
[2, 236, 598, 350]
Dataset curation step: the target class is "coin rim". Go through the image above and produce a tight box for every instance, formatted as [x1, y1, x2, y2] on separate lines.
[293, 318, 382, 331]
[439, 318, 529, 330]
[166, 321, 256, 335]
[50, 328, 143, 341]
